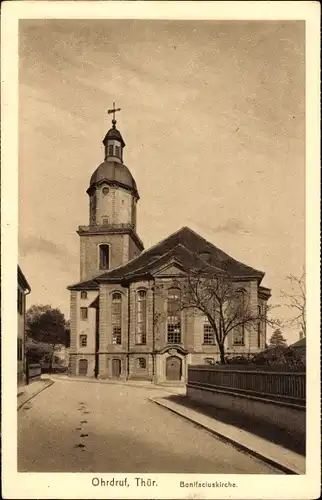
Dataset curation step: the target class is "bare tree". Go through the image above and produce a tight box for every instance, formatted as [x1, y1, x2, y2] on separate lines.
[281, 273, 306, 338]
[173, 268, 275, 364]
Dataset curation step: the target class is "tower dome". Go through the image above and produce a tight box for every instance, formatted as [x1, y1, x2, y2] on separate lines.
[89, 161, 139, 198]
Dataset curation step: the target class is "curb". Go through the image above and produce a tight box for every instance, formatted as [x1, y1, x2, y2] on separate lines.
[49, 375, 184, 394]
[17, 380, 55, 411]
[149, 397, 300, 475]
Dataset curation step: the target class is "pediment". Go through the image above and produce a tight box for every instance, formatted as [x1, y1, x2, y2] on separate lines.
[152, 260, 186, 278]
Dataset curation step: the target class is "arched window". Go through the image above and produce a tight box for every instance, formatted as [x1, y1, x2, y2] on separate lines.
[257, 305, 262, 348]
[81, 291, 87, 299]
[136, 290, 147, 344]
[137, 357, 146, 369]
[233, 290, 246, 346]
[203, 316, 215, 344]
[111, 292, 122, 345]
[167, 288, 181, 344]
[99, 244, 110, 270]
[235, 289, 246, 313]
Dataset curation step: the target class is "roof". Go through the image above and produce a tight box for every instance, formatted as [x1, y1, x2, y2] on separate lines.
[18, 266, 31, 291]
[89, 160, 138, 197]
[258, 285, 271, 299]
[290, 337, 306, 349]
[103, 127, 125, 147]
[96, 226, 265, 282]
[67, 278, 99, 291]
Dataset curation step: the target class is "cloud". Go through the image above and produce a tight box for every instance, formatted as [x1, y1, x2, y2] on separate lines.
[189, 218, 252, 235]
[19, 235, 70, 258]
[215, 218, 252, 234]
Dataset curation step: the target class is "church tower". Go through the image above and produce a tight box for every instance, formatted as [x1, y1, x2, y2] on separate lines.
[77, 105, 144, 281]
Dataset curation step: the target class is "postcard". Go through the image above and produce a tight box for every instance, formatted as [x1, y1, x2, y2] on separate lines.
[1, 1, 321, 499]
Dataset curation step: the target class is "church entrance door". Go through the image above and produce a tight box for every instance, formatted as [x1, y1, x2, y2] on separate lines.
[78, 359, 88, 376]
[166, 356, 182, 381]
[112, 358, 121, 378]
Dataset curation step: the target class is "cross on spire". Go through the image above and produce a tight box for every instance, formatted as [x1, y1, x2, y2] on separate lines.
[107, 102, 121, 128]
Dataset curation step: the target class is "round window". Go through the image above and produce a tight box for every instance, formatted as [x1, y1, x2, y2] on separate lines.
[102, 187, 109, 195]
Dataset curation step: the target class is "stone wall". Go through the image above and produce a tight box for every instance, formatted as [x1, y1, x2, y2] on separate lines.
[187, 385, 305, 444]
[69, 290, 98, 376]
[80, 233, 130, 281]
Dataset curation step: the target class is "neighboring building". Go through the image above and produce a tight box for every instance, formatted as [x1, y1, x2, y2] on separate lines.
[68, 114, 271, 383]
[17, 266, 31, 385]
[290, 337, 306, 363]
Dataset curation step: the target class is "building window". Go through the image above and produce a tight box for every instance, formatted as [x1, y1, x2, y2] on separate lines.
[17, 289, 23, 315]
[136, 290, 147, 344]
[203, 317, 215, 344]
[137, 357, 146, 369]
[108, 144, 114, 156]
[81, 291, 87, 299]
[233, 327, 245, 346]
[80, 307, 88, 320]
[99, 244, 110, 270]
[233, 290, 245, 345]
[115, 145, 120, 158]
[257, 322, 261, 348]
[205, 357, 215, 365]
[112, 292, 122, 345]
[167, 288, 181, 344]
[79, 335, 87, 347]
[102, 217, 109, 226]
[17, 338, 23, 361]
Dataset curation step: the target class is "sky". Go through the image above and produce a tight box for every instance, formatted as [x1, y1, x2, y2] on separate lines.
[18, 19, 305, 344]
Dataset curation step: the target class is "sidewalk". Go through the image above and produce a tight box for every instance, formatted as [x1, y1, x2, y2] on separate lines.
[17, 378, 54, 410]
[47, 373, 186, 395]
[150, 395, 305, 475]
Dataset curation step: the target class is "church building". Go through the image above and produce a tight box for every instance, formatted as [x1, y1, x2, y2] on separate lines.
[68, 109, 271, 383]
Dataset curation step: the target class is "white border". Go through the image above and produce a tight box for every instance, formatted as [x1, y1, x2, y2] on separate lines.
[1, 2, 321, 499]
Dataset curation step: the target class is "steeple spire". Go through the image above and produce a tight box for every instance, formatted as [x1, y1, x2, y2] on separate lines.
[103, 103, 125, 161]
[107, 102, 121, 129]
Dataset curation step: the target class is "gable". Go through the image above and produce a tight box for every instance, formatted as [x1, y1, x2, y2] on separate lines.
[152, 261, 186, 278]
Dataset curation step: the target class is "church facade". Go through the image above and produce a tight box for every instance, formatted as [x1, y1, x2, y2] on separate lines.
[68, 114, 271, 383]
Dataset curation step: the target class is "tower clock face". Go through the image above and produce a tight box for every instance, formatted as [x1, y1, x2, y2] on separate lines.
[102, 187, 110, 195]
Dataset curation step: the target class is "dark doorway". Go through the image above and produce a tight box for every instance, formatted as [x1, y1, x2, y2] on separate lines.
[112, 358, 121, 378]
[78, 359, 88, 376]
[166, 356, 182, 381]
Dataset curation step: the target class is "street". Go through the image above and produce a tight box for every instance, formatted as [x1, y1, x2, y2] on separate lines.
[18, 379, 281, 473]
